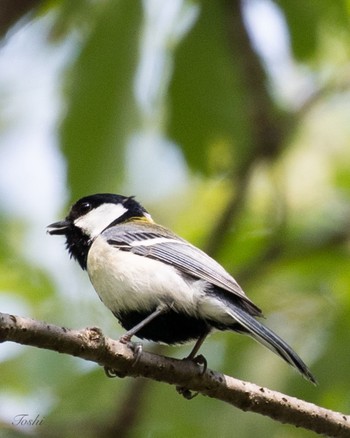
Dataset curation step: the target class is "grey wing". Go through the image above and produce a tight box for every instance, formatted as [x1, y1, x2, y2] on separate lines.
[103, 222, 262, 316]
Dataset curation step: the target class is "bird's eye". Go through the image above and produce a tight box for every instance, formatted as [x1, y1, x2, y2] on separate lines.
[79, 202, 92, 215]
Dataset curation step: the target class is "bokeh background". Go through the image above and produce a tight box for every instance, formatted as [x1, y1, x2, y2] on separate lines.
[1, 1, 350, 437]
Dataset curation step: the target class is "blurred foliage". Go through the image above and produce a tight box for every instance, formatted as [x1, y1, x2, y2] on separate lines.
[0, 0, 350, 437]
[168, 0, 251, 173]
[277, 0, 350, 60]
[60, 0, 142, 201]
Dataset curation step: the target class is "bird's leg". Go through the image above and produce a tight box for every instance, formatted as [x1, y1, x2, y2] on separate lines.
[119, 303, 169, 344]
[105, 304, 169, 378]
[186, 331, 209, 364]
[176, 330, 210, 400]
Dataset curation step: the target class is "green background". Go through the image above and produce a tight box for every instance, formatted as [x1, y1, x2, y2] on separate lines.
[1, 1, 350, 436]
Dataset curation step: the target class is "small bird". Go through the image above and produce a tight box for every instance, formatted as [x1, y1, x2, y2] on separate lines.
[47, 193, 316, 383]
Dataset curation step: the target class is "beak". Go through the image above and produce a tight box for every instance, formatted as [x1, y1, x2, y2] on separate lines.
[47, 220, 71, 235]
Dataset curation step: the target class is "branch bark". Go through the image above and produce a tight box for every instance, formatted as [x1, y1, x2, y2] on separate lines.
[0, 311, 349, 437]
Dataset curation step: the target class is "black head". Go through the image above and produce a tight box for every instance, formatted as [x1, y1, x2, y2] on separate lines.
[47, 193, 151, 269]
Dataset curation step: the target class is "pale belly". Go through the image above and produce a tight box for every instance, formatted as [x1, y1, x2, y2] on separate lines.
[86, 236, 236, 343]
[87, 236, 203, 316]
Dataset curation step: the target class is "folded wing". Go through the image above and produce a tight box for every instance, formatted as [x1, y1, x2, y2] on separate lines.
[103, 221, 262, 317]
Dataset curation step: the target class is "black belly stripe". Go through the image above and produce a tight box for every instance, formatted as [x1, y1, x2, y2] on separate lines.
[114, 309, 212, 344]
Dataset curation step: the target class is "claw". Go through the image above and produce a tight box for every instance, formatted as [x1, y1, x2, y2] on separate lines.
[176, 386, 199, 400]
[192, 354, 207, 375]
[104, 341, 143, 377]
[104, 366, 126, 378]
[119, 333, 132, 344]
[129, 341, 143, 366]
[175, 353, 208, 399]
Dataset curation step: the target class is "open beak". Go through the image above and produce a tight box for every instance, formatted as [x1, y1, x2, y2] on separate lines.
[47, 220, 70, 235]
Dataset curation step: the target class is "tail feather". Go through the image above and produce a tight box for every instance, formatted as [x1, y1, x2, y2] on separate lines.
[228, 306, 317, 384]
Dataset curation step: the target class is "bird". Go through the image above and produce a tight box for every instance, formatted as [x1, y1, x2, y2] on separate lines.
[47, 193, 316, 383]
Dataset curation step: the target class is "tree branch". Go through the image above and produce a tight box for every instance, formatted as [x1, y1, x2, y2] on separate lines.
[0, 311, 349, 437]
[205, 0, 290, 258]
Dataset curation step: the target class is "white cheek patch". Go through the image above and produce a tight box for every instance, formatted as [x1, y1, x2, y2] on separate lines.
[74, 203, 127, 238]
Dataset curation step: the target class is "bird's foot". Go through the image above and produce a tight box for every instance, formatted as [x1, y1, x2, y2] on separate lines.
[128, 341, 143, 366]
[104, 366, 125, 378]
[104, 340, 143, 378]
[189, 354, 207, 374]
[176, 354, 208, 399]
[119, 333, 132, 344]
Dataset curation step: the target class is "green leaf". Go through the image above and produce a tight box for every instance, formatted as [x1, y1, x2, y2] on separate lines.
[168, 0, 251, 174]
[277, 0, 350, 60]
[60, 0, 142, 201]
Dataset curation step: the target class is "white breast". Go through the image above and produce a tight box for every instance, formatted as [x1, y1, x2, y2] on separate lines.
[86, 236, 206, 316]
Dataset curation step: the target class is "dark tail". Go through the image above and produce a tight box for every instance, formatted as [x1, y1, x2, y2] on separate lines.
[228, 306, 317, 384]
